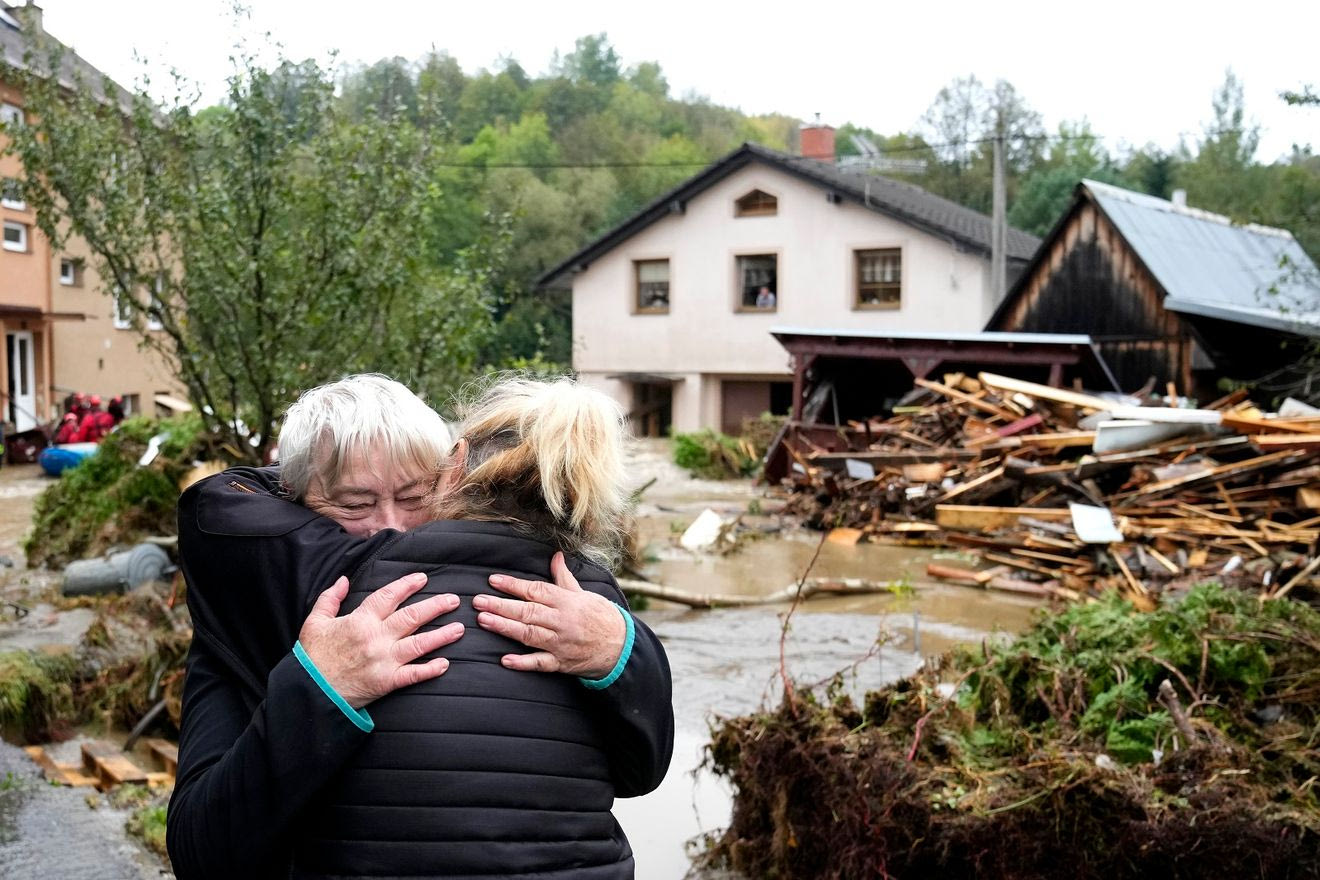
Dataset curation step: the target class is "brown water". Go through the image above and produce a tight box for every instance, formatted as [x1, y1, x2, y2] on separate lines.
[616, 442, 1042, 878]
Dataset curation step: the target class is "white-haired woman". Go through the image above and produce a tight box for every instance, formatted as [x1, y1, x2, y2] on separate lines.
[170, 376, 673, 880]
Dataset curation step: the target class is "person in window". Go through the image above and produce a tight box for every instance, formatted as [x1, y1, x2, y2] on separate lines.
[755, 285, 776, 309]
[169, 374, 673, 880]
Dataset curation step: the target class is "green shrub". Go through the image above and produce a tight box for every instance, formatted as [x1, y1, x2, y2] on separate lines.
[23, 414, 209, 567]
[672, 430, 760, 479]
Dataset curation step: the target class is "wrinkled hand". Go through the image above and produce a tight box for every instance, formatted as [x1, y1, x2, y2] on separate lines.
[475, 551, 626, 679]
[299, 572, 464, 709]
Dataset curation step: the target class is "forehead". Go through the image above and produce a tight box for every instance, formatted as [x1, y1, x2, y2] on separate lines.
[320, 444, 430, 496]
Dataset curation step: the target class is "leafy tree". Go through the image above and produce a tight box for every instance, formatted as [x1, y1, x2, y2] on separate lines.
[416, 50, 468, 130]
[1009, 120, 1122, 236]
[339, 56, 418, 122]
[554, 33, 622, 89]
[5, 47, 499, 461]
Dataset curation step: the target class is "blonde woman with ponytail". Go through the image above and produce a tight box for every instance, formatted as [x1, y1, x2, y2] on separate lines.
[285, 376, 672, 879]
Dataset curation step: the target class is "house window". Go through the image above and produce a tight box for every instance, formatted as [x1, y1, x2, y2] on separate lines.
[735, 189, 777, 217]
[737, 254, 777, 310]
[0, 102, 24, 127]
[113, 285, 133, 329]
[635, 259, 669, 313]
[122, 393, 140, 415]
[59, 258, 82, 286]
[3, 220, 27, 252]
[855, 248, 901, 309]
[147, 273, 165, 330]
[1, 178, 24, 210]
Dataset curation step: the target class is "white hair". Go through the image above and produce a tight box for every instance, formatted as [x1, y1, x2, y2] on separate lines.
[278, 374, 453, 499]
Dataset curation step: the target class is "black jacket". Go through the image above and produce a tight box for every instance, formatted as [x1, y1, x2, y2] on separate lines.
[290, 521, 672, 879]
[168, 467, 674, 880]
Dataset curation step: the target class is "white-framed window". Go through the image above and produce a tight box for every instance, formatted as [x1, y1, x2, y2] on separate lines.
[634, 259, 669, 313]
[147, 274, 165, 330]
[59, 258, 81, 286]
[113, 285, 133, 329]
[854, 248, 902, 309]
[736, 253, 777, 311]
[1, 178, 24, 211]
[3, 220, 27, 252]
[0, 102, 24, 127]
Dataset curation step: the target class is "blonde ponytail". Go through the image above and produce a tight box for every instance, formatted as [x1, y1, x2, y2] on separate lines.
[435, 377, 630, 567]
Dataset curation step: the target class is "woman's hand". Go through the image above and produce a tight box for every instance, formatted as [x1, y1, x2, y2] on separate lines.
[299, 573, 465, 709]
[475, 552, 627, 679]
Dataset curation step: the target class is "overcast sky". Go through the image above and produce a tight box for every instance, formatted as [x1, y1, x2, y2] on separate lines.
[33, 0, 1320, 162]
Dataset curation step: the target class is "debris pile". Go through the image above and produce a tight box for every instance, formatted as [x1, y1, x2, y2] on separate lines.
[773, 373, 1320, 605]
[699, 583, 1320, 879]
[24, 414, 209, 568]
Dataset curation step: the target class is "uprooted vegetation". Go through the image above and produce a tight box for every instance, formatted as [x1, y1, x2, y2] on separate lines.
[673, 414, 785, 480]
[0, 586, 189, 743]
[23, 414, 212, 568]
[700, 584, 1320, 879]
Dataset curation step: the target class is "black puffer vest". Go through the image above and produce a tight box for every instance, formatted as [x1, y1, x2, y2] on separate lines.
[289, 520, 636, 879]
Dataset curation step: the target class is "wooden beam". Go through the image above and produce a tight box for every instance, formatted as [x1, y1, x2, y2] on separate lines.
[978, 372, 1113, 411]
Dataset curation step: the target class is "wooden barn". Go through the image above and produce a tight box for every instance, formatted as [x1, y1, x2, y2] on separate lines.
[986, 180, 1320, 399]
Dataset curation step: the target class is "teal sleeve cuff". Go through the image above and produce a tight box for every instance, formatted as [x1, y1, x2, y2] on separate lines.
[579, 605, 635, 691]
[293, 640, 374, 733]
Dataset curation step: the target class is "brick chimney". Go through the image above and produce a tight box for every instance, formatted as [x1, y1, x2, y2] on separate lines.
[800, 121, 835, 163]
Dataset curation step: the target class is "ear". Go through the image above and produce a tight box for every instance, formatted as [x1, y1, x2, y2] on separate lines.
[434, 438, 467, 497]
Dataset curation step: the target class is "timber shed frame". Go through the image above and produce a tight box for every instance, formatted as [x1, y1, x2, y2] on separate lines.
[987, 180, 1320, 398]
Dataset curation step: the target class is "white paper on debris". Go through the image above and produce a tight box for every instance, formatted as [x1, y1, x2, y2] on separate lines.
[1069, 502, 1124, 544]
[844, 459, 876, 480]
[680, 508, 729, 552]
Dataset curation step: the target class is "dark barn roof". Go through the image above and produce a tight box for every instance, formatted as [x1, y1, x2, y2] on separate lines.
[538, 142, 1041, 289]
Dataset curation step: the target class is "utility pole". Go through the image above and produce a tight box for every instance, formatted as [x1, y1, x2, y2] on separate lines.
[990, 123, 1007, 304]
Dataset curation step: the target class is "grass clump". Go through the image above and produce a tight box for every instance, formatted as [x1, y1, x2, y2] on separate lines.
[701, 584, 1320, 879]
[673, 430, 760, 479]
[126, 802, 168, 858]
[0, 650, 80, 742]
[23, 414, 209, 568]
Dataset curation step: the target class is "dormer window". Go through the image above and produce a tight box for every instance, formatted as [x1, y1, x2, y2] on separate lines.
[735, 189, 777, 217]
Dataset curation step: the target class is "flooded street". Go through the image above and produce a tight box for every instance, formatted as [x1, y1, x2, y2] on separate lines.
[614, 441, 1040, 878]
[0, 445, 1045, 879]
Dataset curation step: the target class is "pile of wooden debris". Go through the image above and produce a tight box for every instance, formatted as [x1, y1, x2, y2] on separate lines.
[773, 373, 1320, 605]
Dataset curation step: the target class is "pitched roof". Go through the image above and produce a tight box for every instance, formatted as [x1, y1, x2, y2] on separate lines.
[0, 3, 134, 108]
[993, 178, 1320, 338]
[1083, 179, 1320, 337]
[537, 142, 1041, 288]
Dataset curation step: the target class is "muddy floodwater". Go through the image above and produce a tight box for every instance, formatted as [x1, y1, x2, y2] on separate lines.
[615, 442, 1040, 879]
[0, 444, 1045, 879]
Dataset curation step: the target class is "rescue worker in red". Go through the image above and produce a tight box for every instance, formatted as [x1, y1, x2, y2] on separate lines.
[73, 395, 116, 443]
[53, 412, 81, 444]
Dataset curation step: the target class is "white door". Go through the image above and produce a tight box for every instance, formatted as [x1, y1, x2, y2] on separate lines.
[6, 330, 36, 432]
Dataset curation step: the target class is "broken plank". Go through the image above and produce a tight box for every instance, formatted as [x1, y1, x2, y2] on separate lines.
[23, 746, 100, 787]
[936, 505, 1071, 531]
[81, 741, 149, 790]
[1251, 433, 1320, 451]
[143, 738, 179, 777]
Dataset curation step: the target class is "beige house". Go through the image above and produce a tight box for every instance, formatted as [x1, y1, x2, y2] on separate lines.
[540, 135, 1041, 435]
[0, 1, 180, 437]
